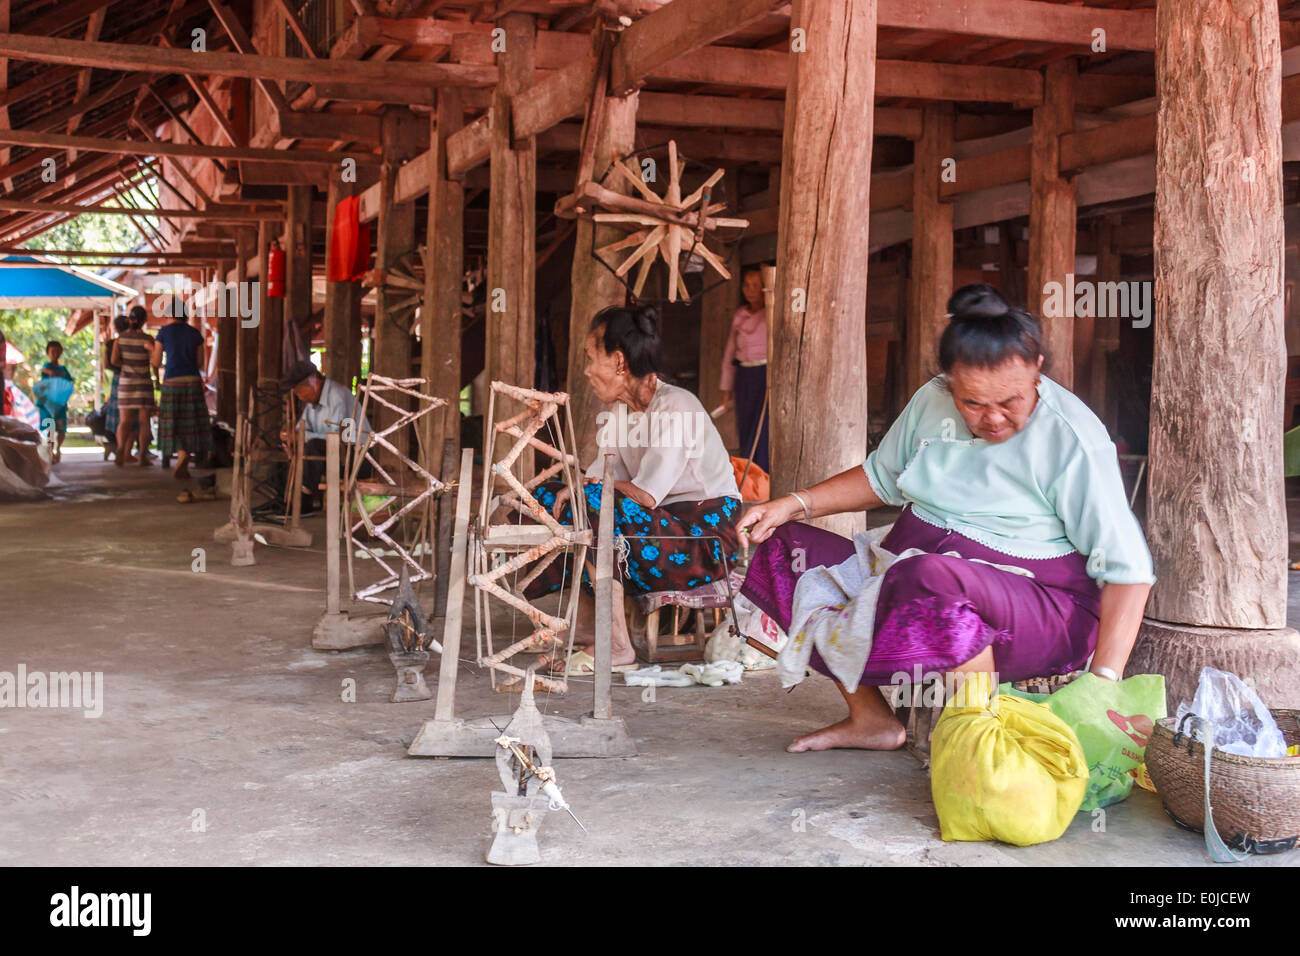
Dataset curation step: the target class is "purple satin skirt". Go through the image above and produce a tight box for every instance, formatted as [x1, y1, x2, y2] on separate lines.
[740, 507, 1101, 685]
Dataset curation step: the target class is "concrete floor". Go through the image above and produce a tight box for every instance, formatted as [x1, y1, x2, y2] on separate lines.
[2, 448, 1298, 866]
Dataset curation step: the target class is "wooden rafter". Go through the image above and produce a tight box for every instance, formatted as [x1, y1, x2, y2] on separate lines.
[0, 125, 379, 167]
[0, 31, 495, 89]
[0, 198, 283, 222]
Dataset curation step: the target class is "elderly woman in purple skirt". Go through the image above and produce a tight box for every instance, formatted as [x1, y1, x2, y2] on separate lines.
[738, 285, 1155, 753]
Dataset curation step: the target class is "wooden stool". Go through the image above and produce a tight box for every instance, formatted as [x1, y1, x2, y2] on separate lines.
[626, 599, 724, 664]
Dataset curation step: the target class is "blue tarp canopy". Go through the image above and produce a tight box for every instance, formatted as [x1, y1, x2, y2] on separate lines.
[0, 255, 135, 309]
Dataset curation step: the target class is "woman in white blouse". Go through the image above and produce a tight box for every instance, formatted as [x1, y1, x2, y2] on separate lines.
[528, 304, 742, 674]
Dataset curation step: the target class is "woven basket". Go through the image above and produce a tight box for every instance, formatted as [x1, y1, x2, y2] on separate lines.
[1145, 709, 1300, 855]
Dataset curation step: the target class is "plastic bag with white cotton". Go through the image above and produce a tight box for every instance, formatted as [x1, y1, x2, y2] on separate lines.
[1174, 666, 1287, 758]
[703, 609, 777, 670]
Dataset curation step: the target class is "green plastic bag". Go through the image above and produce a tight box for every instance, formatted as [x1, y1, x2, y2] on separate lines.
[1000, 673, 1166, 812]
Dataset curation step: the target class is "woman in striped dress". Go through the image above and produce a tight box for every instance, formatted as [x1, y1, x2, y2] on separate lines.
[102, 314, 129, 445]
[110, 306, 156, 467]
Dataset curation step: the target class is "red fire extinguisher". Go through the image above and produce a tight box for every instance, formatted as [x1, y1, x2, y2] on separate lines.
[267, 239, 286, 299]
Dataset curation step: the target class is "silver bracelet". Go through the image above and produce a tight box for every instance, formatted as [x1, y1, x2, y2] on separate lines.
[789, 490, 812, 520]
[1091, 665, 1121, 682]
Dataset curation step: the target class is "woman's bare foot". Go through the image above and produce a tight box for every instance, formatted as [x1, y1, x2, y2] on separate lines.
[786, 716, 907, 753]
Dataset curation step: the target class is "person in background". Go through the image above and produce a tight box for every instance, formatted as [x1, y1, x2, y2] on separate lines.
[111, 306, 156, 467]
[37, 340, 73, 463]
[278, 360, 373, 514]
[720, 266, 769, 473]
[152, 300, 212, 480]
[102, 315, 129, 458]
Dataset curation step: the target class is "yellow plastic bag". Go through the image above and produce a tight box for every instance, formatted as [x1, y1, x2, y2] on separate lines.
[931, 673, 1089, 846]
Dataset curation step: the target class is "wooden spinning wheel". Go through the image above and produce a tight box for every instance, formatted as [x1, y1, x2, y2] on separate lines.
[556, 140, 749, 303]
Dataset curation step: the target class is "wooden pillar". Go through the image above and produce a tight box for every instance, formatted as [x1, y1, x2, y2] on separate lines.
[422, 88, 466, 473]
[487, 12, 537, 423]
[699, 163, 740, 455]
[1090, 215, 1121, 431]
[905, 103, 954, 396]
[1128, 0, 1300, 709]
[566, 83, 638, 464]
[1027, 59, 1077, 389]
[256, 219, 284, 434]
[771, 0, 876, 538]
[284, 185, 313, 331]
[216, 255, 237, 426]
[324, 173, 363, 388]
[374, 106, 421, 459]
[235, 228, 256, 420]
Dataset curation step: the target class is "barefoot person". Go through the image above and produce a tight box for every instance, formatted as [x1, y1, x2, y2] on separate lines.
[737, 285, 1154, 753]
[526, 304, 742, 674]
[111, 307, 156, 467]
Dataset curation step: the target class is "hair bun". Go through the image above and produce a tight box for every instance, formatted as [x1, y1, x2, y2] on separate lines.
[947, 284, 1009, 321]
[632, 304, 659, 336]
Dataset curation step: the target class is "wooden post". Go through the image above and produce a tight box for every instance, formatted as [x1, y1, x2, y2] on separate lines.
[323, 173, 354, 387]
[256, 219, 284, 435]
[1027, 59, 1077, 389]
[1090, 215, 1121, 431]
[422, 87, 465, 472]
[284, 184, 313, 331]
[906, 103, 954, 396]
[433, 448, 475, 722]
[324, 431, 340, 616]
[698, 164, 740, 454]
[566, 79, 638, 463]
[216, 256, 236, 425]
[770, 0, 876, 538]
[373, 106, 420, 460]
[235, 228, 256, 421]
[593, 454, 614, 721]
[487, 12, 537, 458]
[1128, 0, 1300, 709]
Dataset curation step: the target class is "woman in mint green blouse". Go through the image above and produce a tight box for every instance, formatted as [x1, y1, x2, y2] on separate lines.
[738, 285, 1154, 753]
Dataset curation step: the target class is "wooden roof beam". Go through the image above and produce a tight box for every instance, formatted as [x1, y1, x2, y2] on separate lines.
[0, 31, 496, 90]
[0, 0, 210, 111]
[0, 197, 284, 221]
[206, 0, 291, 118]
[0, 125, 379, 167]
[876, 0, 1153, 52]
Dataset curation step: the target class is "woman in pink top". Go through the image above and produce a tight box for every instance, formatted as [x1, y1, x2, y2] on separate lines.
[721, 267, 769, 472]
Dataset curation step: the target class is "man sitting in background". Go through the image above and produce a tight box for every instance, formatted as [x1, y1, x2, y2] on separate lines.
[273, 361, 373, 515]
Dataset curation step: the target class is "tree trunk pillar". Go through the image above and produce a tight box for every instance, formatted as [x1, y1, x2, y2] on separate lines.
[770, 0, 876, 538]
[566, 82, 638, 464]
[1127, 0, 1300, 709]
[1027, 59, 1077, 388]
[423, 87, 466, 473]
[487, 12, 537, 431]
[373, 106, 420, 461]
[906, 103, 954, 396]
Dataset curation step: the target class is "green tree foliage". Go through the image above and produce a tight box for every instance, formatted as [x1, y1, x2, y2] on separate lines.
[1, 212, 143, 414]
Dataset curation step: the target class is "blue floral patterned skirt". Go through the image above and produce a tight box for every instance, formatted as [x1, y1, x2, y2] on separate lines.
[523, 480, 742, 596]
